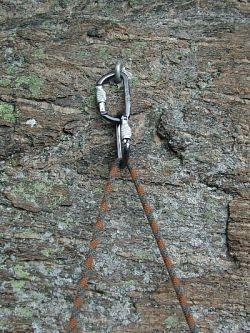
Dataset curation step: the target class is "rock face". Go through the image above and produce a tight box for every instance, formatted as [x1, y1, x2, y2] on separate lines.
[0, 1, 249, 332]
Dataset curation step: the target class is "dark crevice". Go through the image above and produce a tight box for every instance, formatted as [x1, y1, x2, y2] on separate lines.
[201, 177, 240, 196]
[93, 287, 107, 295]
[156, 131, 184, 165]
[1, 94, 85, 112]
[225, 203, 240, 267]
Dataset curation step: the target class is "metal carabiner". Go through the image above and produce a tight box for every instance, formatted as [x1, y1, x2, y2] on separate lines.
[96, 71, 131, 122]
[96, 63, 131, 167]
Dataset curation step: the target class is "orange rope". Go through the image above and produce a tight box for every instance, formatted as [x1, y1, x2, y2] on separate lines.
[68, 160, 199, 332]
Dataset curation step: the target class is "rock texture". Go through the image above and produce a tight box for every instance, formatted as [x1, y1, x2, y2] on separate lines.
[0, 1, 249, 332]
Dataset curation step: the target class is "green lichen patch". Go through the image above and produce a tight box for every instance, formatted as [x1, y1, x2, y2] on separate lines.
[13, 227, 41, 240]
[4, 180, 72, 213]
[0, 77, 11, 87]
[7, 64, 16, 75]
[13, 265, 30, 279]
[79, 50, 89, 57]
[164, 315, 181, 329]
[41, 248, 58, 257]
[97, 47, 110, 61]
[0, 102, 16, 124]
[202, 209, 216, 222]
[83, 94, 96, 111]
[0, 318, 9, 331]
[15, 306, 33, 318]
[15, 74, 43, 97]
[83, 87, 97, 112]
[33, 48, 47, 60]
[131, 76, 140, 87]
[122, 279, 138, 291]
[11, 280, 26, 290]
[135, 249, 151, 261]
[128, 0, 141, 7]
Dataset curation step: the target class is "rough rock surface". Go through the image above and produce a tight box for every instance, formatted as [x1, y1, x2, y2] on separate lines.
[0, 1, 249, 332]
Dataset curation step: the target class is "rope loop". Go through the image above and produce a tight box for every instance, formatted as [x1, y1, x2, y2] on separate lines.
[67, 160, 199, 333]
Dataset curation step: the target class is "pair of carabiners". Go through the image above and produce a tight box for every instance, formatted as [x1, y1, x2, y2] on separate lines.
[96, 62, 131, 167]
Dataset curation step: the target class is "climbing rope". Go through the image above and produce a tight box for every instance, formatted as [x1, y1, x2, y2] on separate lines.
[68, 62, 199, 332]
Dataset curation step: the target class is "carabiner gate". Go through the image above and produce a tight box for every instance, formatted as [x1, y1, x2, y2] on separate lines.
[96, 63, 131, 167]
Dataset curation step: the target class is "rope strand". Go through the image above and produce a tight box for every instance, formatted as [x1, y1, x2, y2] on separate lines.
[127, 161, 199, 333]
[68, 160, 199, 332]
[68, 162, 120, 333]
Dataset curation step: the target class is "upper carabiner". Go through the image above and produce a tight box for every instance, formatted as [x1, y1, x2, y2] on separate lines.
[95, 66, 131, 123]
[96, 63, 132, 167]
